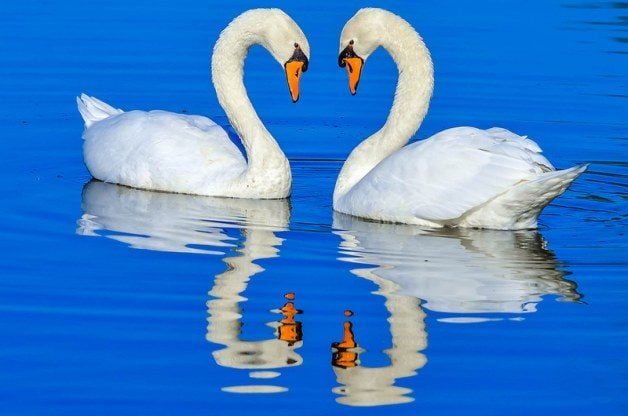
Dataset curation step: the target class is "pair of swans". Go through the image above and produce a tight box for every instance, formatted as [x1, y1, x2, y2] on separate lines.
[77, 8, 586, 230]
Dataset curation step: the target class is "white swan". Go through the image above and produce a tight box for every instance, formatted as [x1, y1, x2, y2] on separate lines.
[335, 8, 587, 229]
[76, 9, 309, 199]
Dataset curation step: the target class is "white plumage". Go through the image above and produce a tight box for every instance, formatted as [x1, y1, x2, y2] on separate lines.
[336, 126, 587, 229]
[79, 96, 247, 196]
[335, 9, 586, 229]
[77, 9, 310, 199]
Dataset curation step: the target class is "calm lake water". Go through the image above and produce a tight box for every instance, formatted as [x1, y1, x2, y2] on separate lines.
[1, 0, 626, 414]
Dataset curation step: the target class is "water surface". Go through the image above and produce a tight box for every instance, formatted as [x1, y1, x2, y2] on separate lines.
[1, 0, 626, 415]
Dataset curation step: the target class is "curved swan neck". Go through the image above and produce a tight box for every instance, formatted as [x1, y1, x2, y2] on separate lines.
[211, 12, 290, 194]
[380, 25, 433, 143]
[334, 12, 434, 201]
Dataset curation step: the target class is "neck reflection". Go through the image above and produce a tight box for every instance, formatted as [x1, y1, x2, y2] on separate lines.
[330, 289, 427, 407]
[204, 198, 302, 393]
[77, 180, 298, 394]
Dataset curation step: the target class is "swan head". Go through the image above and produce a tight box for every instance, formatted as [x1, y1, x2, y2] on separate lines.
[215, 9, 310, 103]
[284, 43, 309, 103]
[254, 9, 310, 103]
[338, 8, 389, 94]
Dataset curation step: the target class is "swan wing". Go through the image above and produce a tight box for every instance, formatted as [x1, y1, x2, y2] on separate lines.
[343, 127, 555, 223]
[83, 110, 247, 194]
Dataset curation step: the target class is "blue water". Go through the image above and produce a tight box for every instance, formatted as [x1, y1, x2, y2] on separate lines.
[1, 0, 627, 414]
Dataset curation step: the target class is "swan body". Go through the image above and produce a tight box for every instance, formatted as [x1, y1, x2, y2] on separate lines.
[79, 102, 250, 197]
[77, 9, 310, 199]
[335, 8, 586, 229]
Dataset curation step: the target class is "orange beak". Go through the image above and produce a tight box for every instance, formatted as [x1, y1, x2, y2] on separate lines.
[285, 60, 305, 103]
[343, 57, 363, 95]
[338, 44, 364, 95]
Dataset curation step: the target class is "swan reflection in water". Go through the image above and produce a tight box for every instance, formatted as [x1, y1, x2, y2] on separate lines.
[331, 212, 580, 406]
[77, 180, 300, 394]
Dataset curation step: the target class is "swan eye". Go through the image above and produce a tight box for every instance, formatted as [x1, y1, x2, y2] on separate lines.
[338, 42, 361, 68]
[286, 45, 309, 72]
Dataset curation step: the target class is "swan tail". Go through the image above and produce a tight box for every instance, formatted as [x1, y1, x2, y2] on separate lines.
[76, 93, 123, 129]
[461, 164, 588, 229]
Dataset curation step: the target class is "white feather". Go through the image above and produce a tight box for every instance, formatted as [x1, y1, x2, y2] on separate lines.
[76, 93, 123, 128]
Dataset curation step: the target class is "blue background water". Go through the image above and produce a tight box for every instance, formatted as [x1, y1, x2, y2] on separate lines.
[1, 0, 626, 414]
